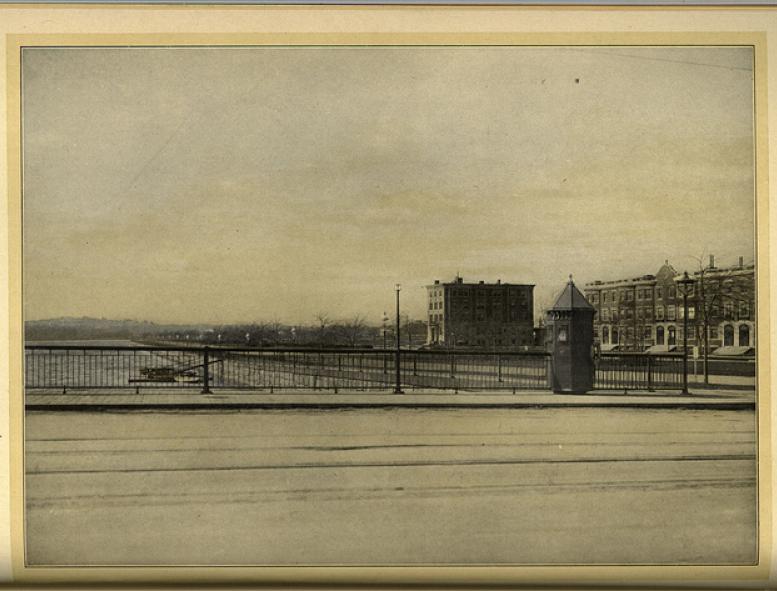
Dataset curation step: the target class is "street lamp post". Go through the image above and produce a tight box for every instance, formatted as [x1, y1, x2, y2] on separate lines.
[677, 271, 696, 395]
[382, 311, 389, 374]
[394, 284, 403, 394]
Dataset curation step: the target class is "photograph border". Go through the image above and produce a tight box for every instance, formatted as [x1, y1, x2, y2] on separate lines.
[2, 9, 773, 586]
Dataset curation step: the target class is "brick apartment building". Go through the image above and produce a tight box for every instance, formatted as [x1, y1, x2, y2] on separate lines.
[583, 256, 755, 353]
[426, 276, 534, 349]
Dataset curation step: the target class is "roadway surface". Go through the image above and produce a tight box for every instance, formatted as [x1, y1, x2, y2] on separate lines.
[24, 407, 757, 566]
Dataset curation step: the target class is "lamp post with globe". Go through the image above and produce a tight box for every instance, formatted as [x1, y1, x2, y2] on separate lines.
[394, 284, 403, 394]
[676, 271, 696, 395]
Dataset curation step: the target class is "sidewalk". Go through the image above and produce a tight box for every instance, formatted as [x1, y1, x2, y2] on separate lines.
[25, 387, 756, 411]
[688, 373, 756, 389]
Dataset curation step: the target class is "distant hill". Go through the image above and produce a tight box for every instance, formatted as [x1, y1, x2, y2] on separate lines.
[24, 317, 201, 342]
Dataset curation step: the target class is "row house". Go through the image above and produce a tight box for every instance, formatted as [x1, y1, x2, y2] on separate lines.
[583, 256, 755, 353]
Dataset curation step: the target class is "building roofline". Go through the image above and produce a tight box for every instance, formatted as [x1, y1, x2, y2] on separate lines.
[585, 258, 754, 288]
[426, 282, 535, 288]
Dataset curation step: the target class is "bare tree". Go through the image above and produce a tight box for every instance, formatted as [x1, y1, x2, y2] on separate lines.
[339, 315, 368, 347]
[314, 312, 331, 346]
[689, 254, 755, 384]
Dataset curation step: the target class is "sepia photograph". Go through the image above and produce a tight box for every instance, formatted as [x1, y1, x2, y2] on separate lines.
[18, 42, 759, 568]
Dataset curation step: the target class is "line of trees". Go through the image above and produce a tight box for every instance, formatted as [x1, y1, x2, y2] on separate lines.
[150, 313, 428, 349]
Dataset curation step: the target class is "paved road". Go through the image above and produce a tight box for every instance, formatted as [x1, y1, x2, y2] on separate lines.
[24, 407, 757, 566]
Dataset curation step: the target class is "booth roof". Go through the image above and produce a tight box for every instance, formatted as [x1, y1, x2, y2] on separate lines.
[550, 280, 595, 311]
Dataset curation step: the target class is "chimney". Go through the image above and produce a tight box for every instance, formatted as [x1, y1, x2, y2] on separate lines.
[497, 279, 501, 284]
[739, 256, 744, 268]
[709, 254, 715, 269]
[479, 280, 484, 285]
[434, 280, 439, 285]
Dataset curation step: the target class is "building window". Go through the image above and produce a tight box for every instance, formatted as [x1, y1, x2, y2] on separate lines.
[739, 301, 750, 319]
[724, 302, 733, 319]
[602, 326, 609, 344]
[710, 326, 718, 339]
[656, 326, 665, 345]
[602, 309, 610, 321]
[657, 288, 663, 299]
[724, 324, 734, 346]
[667, 307, 676, 321]
[612, 328, 619, 344]
[656, 307, 664, 320]
[739, 324, 750, 347]
[668, 326, 676, 346]
[643, 327, 652, 339]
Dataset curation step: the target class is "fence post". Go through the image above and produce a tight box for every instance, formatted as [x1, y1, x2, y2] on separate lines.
[647, 355, 654, 392]
[497, 354, 503, 382]
[201, 346, 211, 394]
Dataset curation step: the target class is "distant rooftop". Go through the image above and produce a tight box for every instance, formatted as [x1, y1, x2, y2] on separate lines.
[584, 256, 754, 288]
[428, 275, 534, 288]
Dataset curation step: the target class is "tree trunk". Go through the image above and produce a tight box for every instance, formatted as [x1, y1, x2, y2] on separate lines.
[703, 320, 710, 385]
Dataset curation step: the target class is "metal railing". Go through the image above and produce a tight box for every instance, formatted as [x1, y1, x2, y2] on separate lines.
[24, 345, 687, 393]
[24, 345, 551, 392]
[594, 352, 685, 391]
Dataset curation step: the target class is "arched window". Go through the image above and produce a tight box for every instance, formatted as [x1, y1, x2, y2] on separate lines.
[602, 326, 609, 344]
[668, 326, 676, 346]
[739, 324, 750, 347]
[724, 324, 734, 346]
[612, 328, 619, 344]
[656, 326, 665, 345]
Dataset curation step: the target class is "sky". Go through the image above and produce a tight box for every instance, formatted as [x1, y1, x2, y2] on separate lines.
[22, 45, 755, 325]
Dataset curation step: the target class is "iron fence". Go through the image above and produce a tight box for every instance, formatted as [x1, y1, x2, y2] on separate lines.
[24, 345, 551, 392]
[24, 345, 686, 393]
[594, 352, 685, 391]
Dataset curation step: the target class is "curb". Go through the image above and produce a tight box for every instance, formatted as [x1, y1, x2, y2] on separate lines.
[25, 401, 756, 412]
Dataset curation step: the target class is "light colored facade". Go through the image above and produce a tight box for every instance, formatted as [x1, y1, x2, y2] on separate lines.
[426, 276, 534, 349]
[583, 256, 755, 352]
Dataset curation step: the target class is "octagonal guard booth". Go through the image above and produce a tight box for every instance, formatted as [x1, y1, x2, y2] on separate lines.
[546, 277, 595, 394]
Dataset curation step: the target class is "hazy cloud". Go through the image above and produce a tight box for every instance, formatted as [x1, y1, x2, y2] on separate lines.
[22, 46, 755, 324]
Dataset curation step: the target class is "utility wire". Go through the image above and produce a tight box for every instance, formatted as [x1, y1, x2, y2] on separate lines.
[561, 46, 753, 72]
